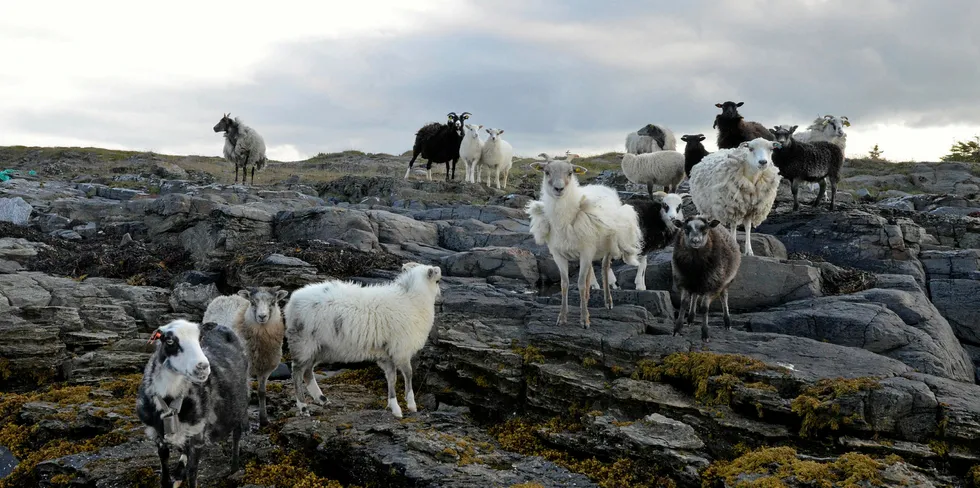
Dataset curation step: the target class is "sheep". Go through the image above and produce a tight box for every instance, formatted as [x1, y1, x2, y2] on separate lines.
[625, 123, 677, 154]
[283, 264, 442, 418]
[202, 286, 289, 427]
[136, 319, 249, 488]
[478, 128, 514, 189]
[213, 113, 268, 186]
[680, 134, 710, 178]
[769, 124, 845, 211]
[713, 101, 775, 150]
[404, 111, 471, 181]
[621, 150, 686, 197]
[525, 157, 642, 328]
[459, 123, 484, 184]
[670, 215, 742, 342]
[793, 115, 849, 152]
[688, 137, 783, 256]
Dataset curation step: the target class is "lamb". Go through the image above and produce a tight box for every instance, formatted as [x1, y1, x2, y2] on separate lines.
[478, 128, 514, 189]
[688, 137, 783, 256]
[213, 113, 268, 186]
[670, 215, 742, 342]
[769, 125, 845, 211]
[136, 319, 249, 488]
[404, 111, 471, 181]
[621, 150, 686, 197]
[525, 157, 642, 328]
[203, 286, 289, 427]
[459, 123, 484, 184]
[713, 101, 775, 150]
[625, 123, 677, 154]
[283, 264, 442, 418]
[680, 134, 710, 178]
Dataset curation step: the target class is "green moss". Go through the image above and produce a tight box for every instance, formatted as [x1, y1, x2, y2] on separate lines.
[790, 377, 881, 437]
[701, 446, 891, 488]
[0, 431, 135, 488]
[474, 375, 491, 388]
[582, 357, 599, 368]
[968, 465, 980, 487]
[632, 352, 781, 406]
[128, 466, 159, 488]
[928, 439, 949, 457]
[510, 484, 546, 488]
[513, 345, 545, 365]
[242, 449, 358, 488]
[48, 473, 76, 486]
[0, 358, 11, 381]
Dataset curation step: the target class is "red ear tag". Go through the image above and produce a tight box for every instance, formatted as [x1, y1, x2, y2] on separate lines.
[147, 331, 162, 344]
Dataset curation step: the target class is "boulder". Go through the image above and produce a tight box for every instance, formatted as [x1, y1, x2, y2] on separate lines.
[366, 209, 439, 246]
[274, 206, 379, 252]
[442, 246, 539, 285]
[0, 197, 33, 225]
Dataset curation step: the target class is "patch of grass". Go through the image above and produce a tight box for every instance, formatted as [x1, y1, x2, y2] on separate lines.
[582, 357, 599, 368]
[701, 446, 893, 488]
[790, 377, 881, 438]
[632, 352, 782, 406]
[512, 344, 545, 365]
[242, 449, 359, 488]
[968, 465, 980, 487]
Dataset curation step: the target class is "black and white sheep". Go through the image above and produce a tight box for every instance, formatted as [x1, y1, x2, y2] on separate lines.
[671, 215, 742, 342]
[213, 113, 268, 186]
[404, 111, 471, 181]
[680, 134, 710, 178]
[203, 286, 289, 427]
[136, 319, 249, 488]
[626, 123, 677, 154]
[769, 124, 846, 211]
[713, 101, 774, 150]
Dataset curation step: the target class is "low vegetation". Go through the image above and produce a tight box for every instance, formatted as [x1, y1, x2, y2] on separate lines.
[632, 352, 783, 406]
[701, 446, 899, 488]
[790, 377, 881, 437]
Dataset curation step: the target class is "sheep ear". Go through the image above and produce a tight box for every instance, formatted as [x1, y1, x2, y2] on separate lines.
[672, 219, 685, 228]
[477, 124, 483, 130]
[714, 103, 723, 108]
[237, 289, 251, 299]
[497, 129, 504, 135]
[276, 289, 289, 301]
[791, 125, 798, 132]
[738, 141, 749, 148]
[708, 220, 722, 228]
[530, 162, 547, 172]
[842, 117, 850, 127]
[736, 102, 744, 107]
[426, 267, 439, 280]
[571, 165, 588, 175]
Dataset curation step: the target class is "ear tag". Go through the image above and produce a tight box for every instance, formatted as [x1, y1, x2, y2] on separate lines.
[147, 331, 162, 345]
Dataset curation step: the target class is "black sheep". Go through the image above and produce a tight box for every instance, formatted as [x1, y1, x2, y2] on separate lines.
[404, 111, 471, 181]
[713, 101, 774, 150]
[769, 124, 845, 211]
[680, 134, 710, 178]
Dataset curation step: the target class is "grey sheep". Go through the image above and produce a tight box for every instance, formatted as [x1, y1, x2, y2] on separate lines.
[670, 215, 742, 342]
[769, 124, 846, 211]
[625, 123, 677, 154]
[213, 113, 268, 186]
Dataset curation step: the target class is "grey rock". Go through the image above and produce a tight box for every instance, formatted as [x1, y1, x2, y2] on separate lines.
[35, 212, 72, 233]
[920, 249, 980, 279]
[275, 206, 380, 251]
[929, 278, 980, 345]
[367, 209, 439, 246]
[0, 196, 33, 225]
[50, 229, 82, 240]
[152, 161, 189, 179]
[168, 282, 219, 314]
[441, 246, 539, 284]
[0, 273, 52, 308]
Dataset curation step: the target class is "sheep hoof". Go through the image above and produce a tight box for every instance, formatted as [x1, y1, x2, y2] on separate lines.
[298, 404, 311, 416]
[316, 394, 329, 405]
[635, 284, 646, 291]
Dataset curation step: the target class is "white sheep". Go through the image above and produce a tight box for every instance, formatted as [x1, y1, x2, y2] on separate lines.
[213, 113, 268, 186]
[203, 286, 289, 427]
[621, 151, 686, 197]
[625, 123, 677, 154]
[793, 115, 849, 152]
[478, 128, 514, 189]
[688, 137, 783, 256]
[459, 123, 484, 184]
[283, 264, 442, 418]
[525, 156, 642, 328]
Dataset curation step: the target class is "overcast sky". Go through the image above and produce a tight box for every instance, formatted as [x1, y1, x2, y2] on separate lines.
[1, 0, 978, 163]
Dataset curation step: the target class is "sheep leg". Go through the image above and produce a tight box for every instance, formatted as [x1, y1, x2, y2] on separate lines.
[578, 252, 595, 328]
[686, 293, 698, 325]
[404, 151, 421, 180]
[157, 444, 171, 488]
[743, 220, 754, 256]
[606, 266, 619, 290]
[554, 255, 570, 325]
[250, 165, 255, 186]
[720, 289, 732, 331]
[790, 180, 801, 211]
[229, 421, 242, 474]
[495, 168, 501, 189]
[304, 366, 327, 405]
[257, 373, 270, 427]
[588, 266, 601, 290]
[601, 254, 613, 309]
[378, 359, 403, 418]
[396, 359, 416, 413]
[291, 359, 314, 415]
[234, 164, 239, 184]
[811, 178, 827, 207]
[829, 177, 839, 211]
[503, 168, 509, 189]
[701, 294, 715, 343]
[646, 182, 654, 199]
[672, 290, 690, 336]
[634, 254, 648, 291]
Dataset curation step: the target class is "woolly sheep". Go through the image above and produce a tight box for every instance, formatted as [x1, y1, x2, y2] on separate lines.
[770, 124, 845, 211]
[203, 286, 289, 427]
[136, 319, 249, 487]
[213, 113, 268, 186]
[793, 115, 849, 152]
[525, 157, 642, 328]
[478, 128, 514, 189]
[680, 134, 710, 178]
[283, 264, 442, 418]
[713, 101, 775, 150]
[688, 137, 783, 256]
[405, 111, 470, 181]
[625, 123, 677, 154]
[621, 150, 686, 197]
[670, 215, 742, 342]
[459, 123, 484, 184]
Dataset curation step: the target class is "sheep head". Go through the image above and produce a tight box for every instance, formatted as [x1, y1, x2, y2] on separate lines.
[446, 112, 465, 137]
[530, 159, 587, 199]
[673, 215, 722, 250]
[769, 125, 797, 147]
[738, 138, 782, 172]
[213, 113, 235, 133]
[715, 101, 744, 120]
[485, 128, 504, 142]
[150, 320, 211, 384]
[238, 286, 288, 325]
[651, 191, 688, 221]
[464, 124, 483, 140]
[681, 134, 706, 143]
[818, 115, 849, 137]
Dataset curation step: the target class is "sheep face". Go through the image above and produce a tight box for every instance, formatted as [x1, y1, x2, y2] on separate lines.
[464, 124, 483, 141]
[401, 264, 443, 296]
[715, 101, 744, 119]
[681, 134, 706, 143]
[820, 115, 848, 137]
[238, 287, 288, 325]
[738, 138, 782, 171]
[447, 112, 471, 137]
[673, 216, 721, 250]
[770, 125, 798, 147]
[152, 320, 210, 384]
[485, 128, 505, 142]
[213, 113, 234, 133]
[530, 160, 587, 199]
[660, 193, 688, 221]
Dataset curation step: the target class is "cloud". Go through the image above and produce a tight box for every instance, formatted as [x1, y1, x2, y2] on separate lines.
[1, 0, 978, 162]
